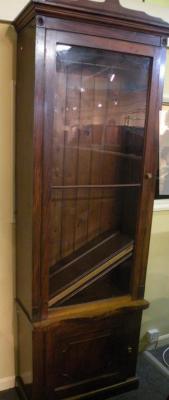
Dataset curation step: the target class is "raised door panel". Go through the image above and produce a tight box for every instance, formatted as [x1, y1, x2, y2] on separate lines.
[41, 312, 141, 399]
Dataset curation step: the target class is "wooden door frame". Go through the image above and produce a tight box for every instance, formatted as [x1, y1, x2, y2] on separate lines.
[35, 22, 166, 320]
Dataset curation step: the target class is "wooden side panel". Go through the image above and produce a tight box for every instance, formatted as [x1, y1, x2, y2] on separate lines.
[16, 22, 35, 317]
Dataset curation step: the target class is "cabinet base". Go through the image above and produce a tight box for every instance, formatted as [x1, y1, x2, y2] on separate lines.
[16, 375, 139, 400]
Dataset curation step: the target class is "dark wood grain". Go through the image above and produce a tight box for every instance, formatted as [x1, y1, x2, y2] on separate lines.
[15, 21, 35, 319]
[34, 311, 142, 400]
[38, 17, 162, 47]
[14, 0, 169, 37]
[15, 2, 168, 399]
[32, 26, 47, 320]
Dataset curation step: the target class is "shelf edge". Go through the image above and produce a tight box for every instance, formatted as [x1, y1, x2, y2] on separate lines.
[34, 296, 149, 329]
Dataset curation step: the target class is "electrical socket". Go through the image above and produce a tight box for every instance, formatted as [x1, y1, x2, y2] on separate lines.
[146, 328, 160, 344]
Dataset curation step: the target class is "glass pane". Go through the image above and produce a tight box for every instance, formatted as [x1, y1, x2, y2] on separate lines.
[49, 43, 151, 306]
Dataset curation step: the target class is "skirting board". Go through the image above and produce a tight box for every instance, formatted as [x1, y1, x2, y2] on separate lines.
[158, 333, 169, 348]
[0, 376, 15, 391]
[139, 332, 169, 352]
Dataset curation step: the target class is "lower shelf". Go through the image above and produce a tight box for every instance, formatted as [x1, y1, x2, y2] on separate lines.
[49, 231, 133, 307]
[52, 257, 131, 307]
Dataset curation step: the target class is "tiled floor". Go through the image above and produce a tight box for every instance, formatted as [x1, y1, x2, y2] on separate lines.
[0, 351, 169, 399]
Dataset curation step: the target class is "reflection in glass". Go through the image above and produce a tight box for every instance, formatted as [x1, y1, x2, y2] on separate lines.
[48, 43, 150, 306]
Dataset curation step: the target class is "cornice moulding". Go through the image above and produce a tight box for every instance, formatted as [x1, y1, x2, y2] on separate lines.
[14, 0, 169, 36]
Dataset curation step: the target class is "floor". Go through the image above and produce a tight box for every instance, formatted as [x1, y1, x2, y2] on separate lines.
[0, 391, 18, 400]
[151, 345, 169, 368]
[0, 351, 169, 400]
[114, 351, 169, 400]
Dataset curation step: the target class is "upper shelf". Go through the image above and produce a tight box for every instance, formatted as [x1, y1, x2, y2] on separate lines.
[51, 184, 141, 191]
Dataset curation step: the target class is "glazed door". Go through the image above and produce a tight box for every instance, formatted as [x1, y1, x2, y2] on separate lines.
[42, 29, 160, 311]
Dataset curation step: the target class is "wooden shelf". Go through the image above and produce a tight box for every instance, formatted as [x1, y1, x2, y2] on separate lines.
[53, 258, 131, 307]
[35, 296, 149, 329]
[51, 144, 142, 161]
[52, 184, 141, 189]
[49, 231, 133, 307]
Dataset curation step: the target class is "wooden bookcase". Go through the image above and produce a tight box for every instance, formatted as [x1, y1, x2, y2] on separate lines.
[14, 1, 169, 399]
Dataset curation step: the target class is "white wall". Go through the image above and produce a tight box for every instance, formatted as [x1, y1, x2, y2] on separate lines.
[120, 0, 169, 23]
[0, 0, 28, 21]
[141, 211, 169, 338]
[141, 50, 169, 341]
[0, 23, 16, 389]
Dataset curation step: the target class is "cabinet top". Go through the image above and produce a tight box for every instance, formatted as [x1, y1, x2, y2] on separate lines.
[14, 0, 169, 37]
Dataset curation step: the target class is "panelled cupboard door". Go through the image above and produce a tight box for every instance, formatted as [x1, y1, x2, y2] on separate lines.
[42, 28, 161, 311]
[35, 312, 141, 400]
